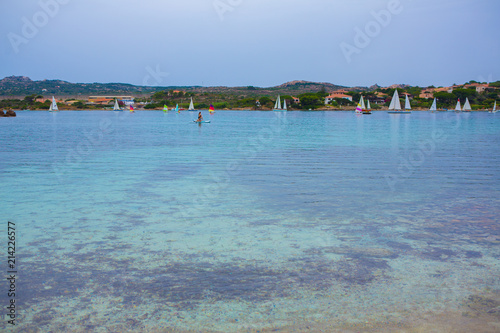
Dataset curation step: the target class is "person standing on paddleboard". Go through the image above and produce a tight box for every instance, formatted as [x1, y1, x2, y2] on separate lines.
[197, 112, 203, 122]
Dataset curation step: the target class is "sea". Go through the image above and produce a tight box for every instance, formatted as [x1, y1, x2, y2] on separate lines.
[1, 110, 499, 332]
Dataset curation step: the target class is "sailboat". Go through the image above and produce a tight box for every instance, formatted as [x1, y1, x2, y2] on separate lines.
[388, 89, 410, 114]
[163, 104, 169, 113]
[175, 104, 180, 113]
[209, 104, 215, 113]
[404, 94, 412, 113]
[489, 101, 497, 113]
[49, 96, 59, 112]
[364, 99, 371, 114]
[429, 98, 437, 112]
[273, 95, 287, 111]
[129, 105, 134, 113]
[273, 95, 283, 111]
[113, 99, 122, 111]
[355, 95, 365, 114]
[355, 98, 363, 114]
[463, 98, 472, 111]
[454, 99, 461, 112]
[188, 97, 195, 111]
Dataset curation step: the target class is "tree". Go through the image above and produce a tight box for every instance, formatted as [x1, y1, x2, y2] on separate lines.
[452, 88, 476, 102]
[196, 103, 209, 109]
[298, 93, 323, 110]
[152, 91, 169, 101]
[406, 86, 422, 97]
[235, 97, 256, 108]
[486, 91, 499, 99]
[23, 94, 37, 104]
[345, 91, 361, 103]
[363, 91, 376, 99]
[433, 91, 456, 105]
[214, 102, 228, 109]
[317, 86, 328, 98]
[334, 97, 355, 106]
[259, 96, 272, 107]
[73, 101, 86, 109]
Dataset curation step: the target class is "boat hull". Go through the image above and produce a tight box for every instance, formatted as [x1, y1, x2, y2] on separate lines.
[388, 111, 411, 114]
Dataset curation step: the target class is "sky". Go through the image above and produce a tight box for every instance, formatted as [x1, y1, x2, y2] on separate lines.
[1, 0, 499, 88]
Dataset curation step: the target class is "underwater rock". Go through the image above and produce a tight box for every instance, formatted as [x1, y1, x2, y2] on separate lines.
[324, 246, 396, 258]
[405, 232, 442, 241]
[421, 247, 456, 261]
[465, 250, 483, 258]
[463, 295, 500, 318]
[385, 240, 413, 251]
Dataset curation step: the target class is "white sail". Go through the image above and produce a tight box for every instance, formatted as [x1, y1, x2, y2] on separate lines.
[188, 97, 195, 111]
[389, 89, 401, 110]
[283, 98, 287, 111]
[274, 95, 282, 110]
[404, 94, 411, 110]
[463, 98, 471, 111]
[430, 98, 437, 111]
[493, 101, 497, 113]
[455, 99, 461, 111]
[360, 95, 366, 110]
[49, 96, 58, 111]
[113, 99, 120, 111]
[355, 101, 363, 114]
[366, 99, 371, 110]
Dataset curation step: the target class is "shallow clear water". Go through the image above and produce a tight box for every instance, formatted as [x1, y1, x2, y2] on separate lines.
[1, 110, 499, 331]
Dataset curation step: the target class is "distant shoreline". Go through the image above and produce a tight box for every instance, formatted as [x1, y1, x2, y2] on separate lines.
[2, 76, 498, 112]
[5, 108, 492, 112]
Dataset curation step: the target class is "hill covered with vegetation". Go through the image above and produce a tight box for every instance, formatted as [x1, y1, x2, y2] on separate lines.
[0, 76, 346, 98]
[0, 76, 498, 111]
[0, 76, 169, 97]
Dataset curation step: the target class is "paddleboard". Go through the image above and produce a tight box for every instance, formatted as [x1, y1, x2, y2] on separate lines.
[193, 120, 211, 123]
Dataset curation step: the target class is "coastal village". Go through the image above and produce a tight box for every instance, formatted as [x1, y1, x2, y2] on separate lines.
[0, 76, 499, 113]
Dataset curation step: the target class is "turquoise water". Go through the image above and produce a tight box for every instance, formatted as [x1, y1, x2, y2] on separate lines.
[1, 110, 499, 331]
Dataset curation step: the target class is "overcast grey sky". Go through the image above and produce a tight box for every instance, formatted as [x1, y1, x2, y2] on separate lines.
[1, 0, 499, 88]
